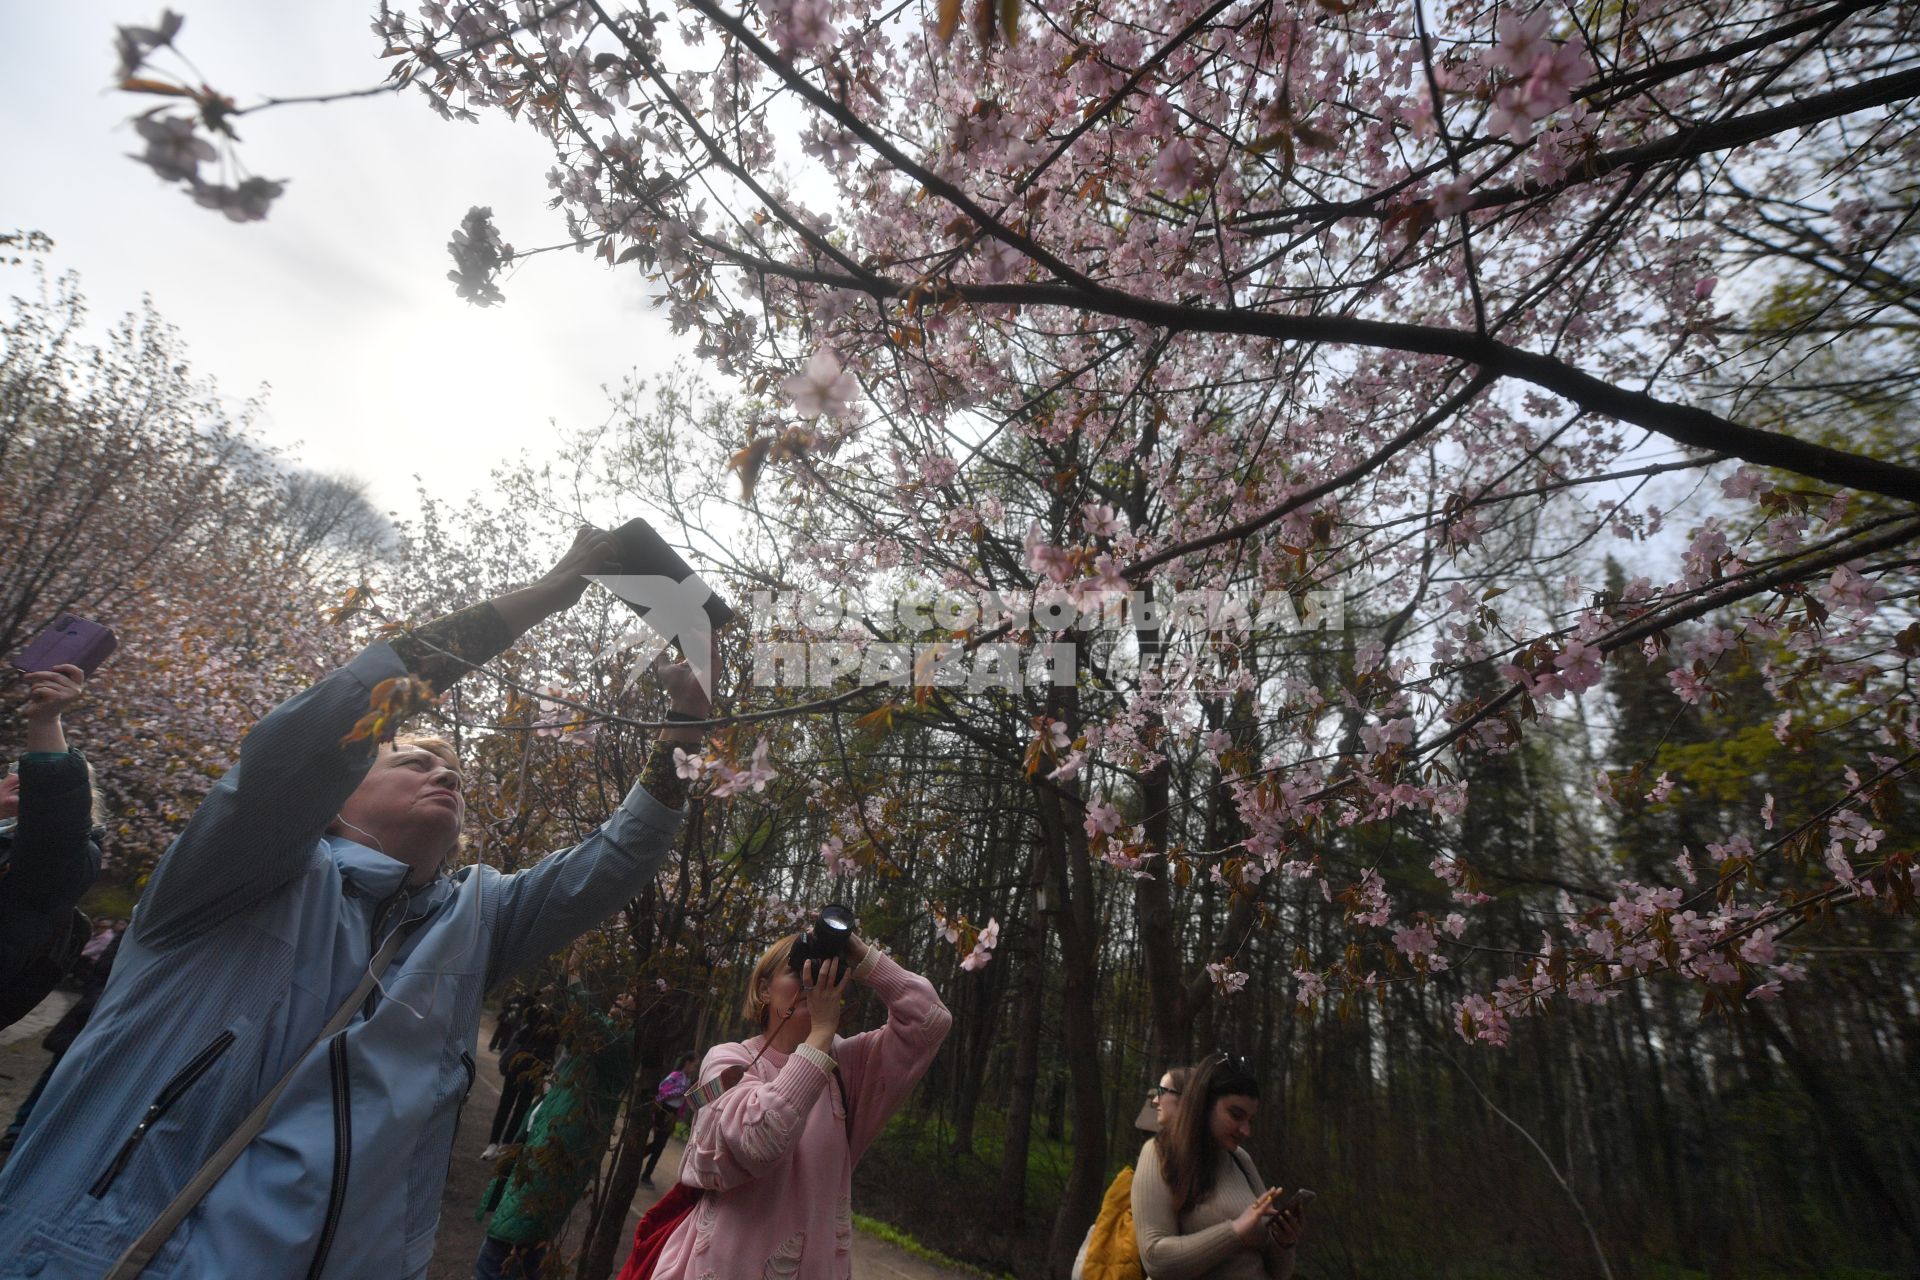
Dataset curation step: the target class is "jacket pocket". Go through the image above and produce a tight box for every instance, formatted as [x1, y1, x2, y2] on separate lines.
[303, 1035, 353, 1280]
[89, 1029, 236, 1198]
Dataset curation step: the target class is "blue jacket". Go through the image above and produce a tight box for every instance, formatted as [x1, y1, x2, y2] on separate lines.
[0, 642, 684, 1277]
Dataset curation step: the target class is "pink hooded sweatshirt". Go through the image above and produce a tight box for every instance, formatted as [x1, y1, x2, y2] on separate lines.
[650, 952, 952, 1280]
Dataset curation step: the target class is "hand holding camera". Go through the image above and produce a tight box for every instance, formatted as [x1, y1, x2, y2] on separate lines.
[792, 905, 862, 1051]
[802, 958, 852, 1050]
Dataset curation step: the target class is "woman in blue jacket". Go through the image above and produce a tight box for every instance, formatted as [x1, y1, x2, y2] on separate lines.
[0, 528, 718, 1279]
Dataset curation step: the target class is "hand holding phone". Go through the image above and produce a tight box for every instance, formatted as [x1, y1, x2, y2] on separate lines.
[22, 666, 86, 722]
[607, 518, 736, 629]
[1272, 1188, 1315, 1214]
[1268, 1187, 1314, 1248]
[1233, 1187, 1285, 1245]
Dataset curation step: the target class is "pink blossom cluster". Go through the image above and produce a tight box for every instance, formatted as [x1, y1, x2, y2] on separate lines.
[1206, 960, 1251, 995]
[311, 0, 1920, 1051]
[674, 738, 779, 798]
[1482, 11, 1594, 144]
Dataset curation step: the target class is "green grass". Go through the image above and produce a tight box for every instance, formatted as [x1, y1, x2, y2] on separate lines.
[852, 1213, 1018, 1280]
[78, 881, 139, 921]
[869, 1103, 1082, 1206]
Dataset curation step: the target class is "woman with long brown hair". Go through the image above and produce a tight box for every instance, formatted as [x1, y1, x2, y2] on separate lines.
[1130, 1054, 1307, 1279]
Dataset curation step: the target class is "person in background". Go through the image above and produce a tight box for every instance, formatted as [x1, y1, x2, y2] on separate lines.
[0, 924, 122, 1162]
[0, 663, 103, 1032]
[472, 945, 638, 1280]
[1131, 1054, 1308, 1280]
[489, 985, 532, 1057]
[1143, 1064, 1192, 1133]
[639, 1050, 699, 1189]
[1072, 1065, 1196, 1280]
[481, 989, 559, 1162]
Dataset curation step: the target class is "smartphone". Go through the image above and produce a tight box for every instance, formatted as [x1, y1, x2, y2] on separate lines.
[13, 614, 118, 677]
[606, 518, 736, 629]
[1272, 1188, 1316, 1214]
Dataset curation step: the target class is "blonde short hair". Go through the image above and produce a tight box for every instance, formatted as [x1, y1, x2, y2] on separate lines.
[740, 933, 802, 1028]
[329, 735, 468, 857]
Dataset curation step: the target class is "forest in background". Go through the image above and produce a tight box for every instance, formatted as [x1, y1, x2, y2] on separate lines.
[5, 238, 1913, 1277]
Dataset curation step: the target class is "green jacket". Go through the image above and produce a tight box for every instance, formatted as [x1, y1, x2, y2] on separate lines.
[479, 989, 636, 1244]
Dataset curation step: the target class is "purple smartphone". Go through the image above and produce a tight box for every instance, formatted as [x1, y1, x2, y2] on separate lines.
[13, 614, 119, 677]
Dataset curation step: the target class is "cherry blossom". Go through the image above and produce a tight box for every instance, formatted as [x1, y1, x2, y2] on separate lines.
[1083, 800, 1121, 839]
[960, 918, 1000, 971]
[1206, 961, 1250, 995]
[781, 347, 859, 419]
[132, 115, 214, 183]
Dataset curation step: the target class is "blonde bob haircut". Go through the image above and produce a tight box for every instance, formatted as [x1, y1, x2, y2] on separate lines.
[741, 933, 803, 1028]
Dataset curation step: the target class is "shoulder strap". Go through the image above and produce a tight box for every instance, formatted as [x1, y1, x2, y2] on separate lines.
[1233, 1146, 1261, 1197]
[835, 1064, 854, 1149]
[105, 920, 416, 1279]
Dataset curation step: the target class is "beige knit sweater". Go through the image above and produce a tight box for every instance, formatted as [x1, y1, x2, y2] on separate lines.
[1129, 1138, 1296, 1280]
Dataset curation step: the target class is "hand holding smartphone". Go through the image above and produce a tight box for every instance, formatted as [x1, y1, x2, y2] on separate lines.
[1272, 1188, 1316, 1214]
[13, 615, 118, 678]
[1266, 1187, 1314, 1249]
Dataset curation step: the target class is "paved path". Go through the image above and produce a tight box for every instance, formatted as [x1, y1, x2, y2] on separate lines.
[431, 1015, 972, 1279]
[0, 990, 77, 1124]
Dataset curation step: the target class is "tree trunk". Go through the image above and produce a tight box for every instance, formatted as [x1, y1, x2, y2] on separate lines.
[995, 872, 1048, 1223]
[576, 1078, 650, 1280]
[950, 956, 1006, 1155]
[1749, 1003, 1920, 1262]
[1038, 784, 1108, 1279]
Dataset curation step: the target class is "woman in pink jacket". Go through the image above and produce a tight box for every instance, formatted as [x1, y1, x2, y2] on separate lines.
[648, 927, 951, 1280]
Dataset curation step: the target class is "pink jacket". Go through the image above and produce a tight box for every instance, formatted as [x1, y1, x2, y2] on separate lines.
[651, 952, 952, 1280]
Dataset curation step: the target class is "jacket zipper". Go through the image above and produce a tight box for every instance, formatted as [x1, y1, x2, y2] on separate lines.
[446, 1050, 477, 1180]
[308, 886, 405, 1276]
[89, 1029, 237, 1197]
[303, 1035, 353, 1279]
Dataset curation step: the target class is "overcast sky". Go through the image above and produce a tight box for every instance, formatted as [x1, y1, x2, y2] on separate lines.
[2, 1, 696, 517]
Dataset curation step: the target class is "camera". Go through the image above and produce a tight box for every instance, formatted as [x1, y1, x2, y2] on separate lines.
[787, 904, 855, 981]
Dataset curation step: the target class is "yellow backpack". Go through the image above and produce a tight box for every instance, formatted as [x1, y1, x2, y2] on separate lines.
[1079, 1165, 1143, 1280]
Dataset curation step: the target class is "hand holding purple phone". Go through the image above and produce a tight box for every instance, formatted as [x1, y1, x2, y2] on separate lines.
[23, 665, 86, 723]
[13, 614, 118, 679]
